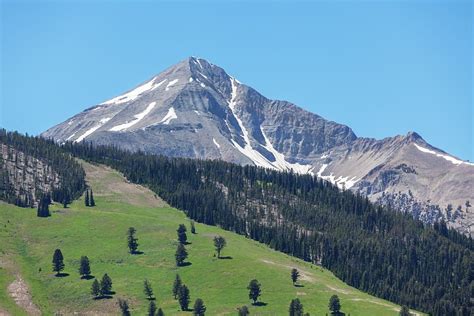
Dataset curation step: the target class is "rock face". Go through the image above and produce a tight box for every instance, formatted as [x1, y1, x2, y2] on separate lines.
[42, 57, 474, 234]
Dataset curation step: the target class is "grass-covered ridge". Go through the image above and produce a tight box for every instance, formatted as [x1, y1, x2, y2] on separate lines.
[0, 161, 420, 315]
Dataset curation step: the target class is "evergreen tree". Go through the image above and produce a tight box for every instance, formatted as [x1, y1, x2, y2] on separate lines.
[91, 279, 101, 298]
[148, 300, 157, 316]
[213, 235, 226, 258]
[329, 295, 341, 315]
[177, 224, 187, 244]
[399, 306, 412, 316]
[178, 284, 190, 311]
[79, 255, 91, 279]
[118, 299, 131, 316]
[144, 279, 154, 300]
[90, 188, 95, 206]
[37, 195, 51, 217]
[172, 274, 182, 299]
[127, 227, 139, 254]
[62, 192, 70, 208]
[291, 268, 300, 286]
[190, 220, 196, 234]
[85, 189, 90, 207]
[289, 298, 304, 316]
[52, 249, 65, 276]
[238, 306, 250, 316]
[247, 279, 261, 305]
[157, 308, 164, 316]
[100, 273, 113, 295]
[175, 243, 188, 266]
[193, 298, 206, 316]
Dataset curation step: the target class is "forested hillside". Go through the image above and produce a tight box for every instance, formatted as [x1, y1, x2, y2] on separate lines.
[65, 142, 473, 315]
[0, 130, 85, 206]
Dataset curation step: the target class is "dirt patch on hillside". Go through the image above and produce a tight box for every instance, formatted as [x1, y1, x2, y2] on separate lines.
[260, 259, 315, 282]
[7, 275, 41, 315]
[80, 161, 167, 208]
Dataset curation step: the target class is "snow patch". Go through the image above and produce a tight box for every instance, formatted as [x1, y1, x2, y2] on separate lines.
[316, 163, 359, 189]
[199, 72, 208, 79]
[165, 79, 179, 91]
[65, 132, 76, 141]
[159, 107, 177, 125]
[101, 79, 166, 105]
[196, 58, 203, 69]
[189, 77, 194, 82]
[200, 83, 206, 88]
[213, 138, 221, 149]
[414, 144, 474, 166]
[109, 102, 156, 132]
[194, 110, 201, 116]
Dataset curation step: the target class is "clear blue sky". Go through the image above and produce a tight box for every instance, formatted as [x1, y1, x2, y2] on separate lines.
[1, 0, 472, 160]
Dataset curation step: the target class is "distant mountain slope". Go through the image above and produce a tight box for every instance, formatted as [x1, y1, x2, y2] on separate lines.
[42, 57, 474, 234]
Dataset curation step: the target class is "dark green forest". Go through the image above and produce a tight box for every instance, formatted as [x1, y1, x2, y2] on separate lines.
[64, 141, 473, 316]
[0, 129, 85, 206]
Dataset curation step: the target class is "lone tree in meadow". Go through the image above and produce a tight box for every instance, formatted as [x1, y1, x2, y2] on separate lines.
[148, 300, 157, 316]
[291, 268, 300, 286]
[90, 189, 95, 206]
[37, 195, 51, 217]
[213, 235, 226, 258]
[144, 279, 154, 300]
[178, 284, 190, 311]
[118, 299, 131, 316]
[289, 298, 304, 316]
[172, 274, 182, 299]
[175, 243, 188, 266]
[177, 224, 188, 244]
[157, 308, 164, 316]
[127, 227, 139, 254]
[193, 298, 206, 316]
[329, 295, 341, 315]
[85, 189, 90, 207]
[190, 220, 196, 234]
[91, 279, 101, 298]
[399, 306, 412, 316]
[52, 249, 65, 276]
[100, 273, 113, 295]
[247, 279, 262, 305]
[238, 306, 250, 316]
[79, 256, 91, 279]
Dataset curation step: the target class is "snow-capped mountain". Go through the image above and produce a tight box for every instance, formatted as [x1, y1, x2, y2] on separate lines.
[42, 57, 474, 234]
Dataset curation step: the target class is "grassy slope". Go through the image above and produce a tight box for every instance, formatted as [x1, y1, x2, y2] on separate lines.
[0, 161, 421, 315]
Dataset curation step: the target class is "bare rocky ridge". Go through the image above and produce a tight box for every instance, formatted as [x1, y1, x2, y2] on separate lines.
[42, 57, 474, 234]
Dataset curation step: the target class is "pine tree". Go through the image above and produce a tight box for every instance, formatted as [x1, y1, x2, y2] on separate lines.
[175, 243, 188, 266]
[148, 300, 157, 316]
[213, 236, 226, 258]
[289, 298, 304, 316]
[238, 306, 249, 316]
[118, 299, 131, 316]
[52, 249, 65, 276]
[157, 308, 164, 316]
[127, 227, 139, 254]
[79, 256, 91, 279]
[193, 298, 206, 316]
[399, 306, 412, 316]
[177, 224, 187, 244]
[85, 189, 90, 207]
[247, 279, 261, 305]
[329, 295, 341, 315]
[144, 279, 154, 300]
[291, 268, 300, 286]
[91, 279, 101, 298]
[178, 284, 190, 311]
[37, 195, 51, 217]
[190, 220, 196, 234]
[172, 274, 182, 299]
[100, 273, 113, 295]
[90, 188, 95, 206]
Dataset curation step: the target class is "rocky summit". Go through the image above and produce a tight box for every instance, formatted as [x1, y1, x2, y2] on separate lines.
[42, 57, 474, 234]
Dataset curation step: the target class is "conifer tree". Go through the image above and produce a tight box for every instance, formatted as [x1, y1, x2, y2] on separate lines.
[118, 299, 131, 316]
[190, 220, 196, 234]
[127, 227, 139, 254]
[177, 224, 187, 244]
[213, 236, 226, 258]
[175, 243, 188, 266]
[178, 284, 190, 311]
[172, 274, 182, 299]
[100, 273, 113, 295]
[399, 306, 412, 316]
[90, 188, 95, 206]
[157, 308, 164, 316]
[247, 279, 261, 305]
[329, 295, 341, 315]
[291, 268, 300, 286]
[148, 300, 157, 316]
[144, 279, 154, 300]
[52, 249, 65, 276]
[289, 298, 304, 316]
[91, 279, 101, 298]
[79, 255, 91, 279]
[238, 306, 250, 316]
[37, 195, 51, 217]
[193, 298, 206, 316]
[85, 189, 90, 207]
